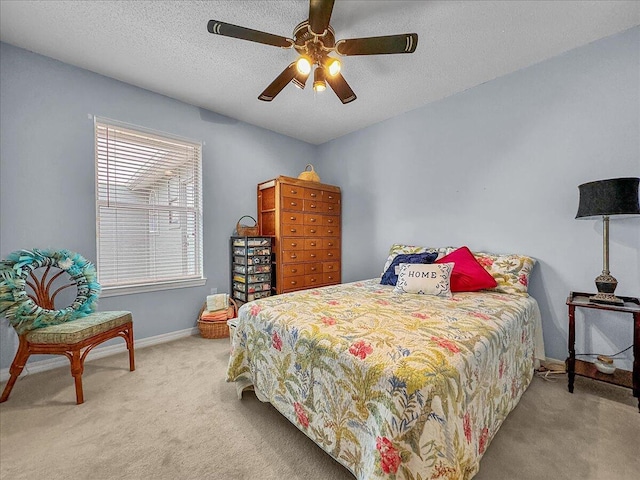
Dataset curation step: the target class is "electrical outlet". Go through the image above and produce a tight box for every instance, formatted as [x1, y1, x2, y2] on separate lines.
[210, 287, 218, 295]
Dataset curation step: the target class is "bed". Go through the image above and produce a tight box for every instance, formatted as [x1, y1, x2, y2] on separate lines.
[227, 246, 545, 480]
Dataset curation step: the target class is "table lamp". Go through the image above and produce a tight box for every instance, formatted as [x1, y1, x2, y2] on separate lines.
[575, 177, 640, 305]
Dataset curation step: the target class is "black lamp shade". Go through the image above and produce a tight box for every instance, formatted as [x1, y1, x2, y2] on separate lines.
[576, 177, 640, 219]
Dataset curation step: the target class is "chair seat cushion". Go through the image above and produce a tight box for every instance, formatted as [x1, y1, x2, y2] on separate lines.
[25, 311, 132, 344]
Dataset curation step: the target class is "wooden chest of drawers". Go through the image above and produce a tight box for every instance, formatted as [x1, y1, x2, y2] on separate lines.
[257, 176, 341, 294]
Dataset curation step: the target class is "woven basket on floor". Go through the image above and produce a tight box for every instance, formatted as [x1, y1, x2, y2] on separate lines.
[197, 298, 238, 339]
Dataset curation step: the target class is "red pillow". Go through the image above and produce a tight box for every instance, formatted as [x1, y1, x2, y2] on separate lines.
[435, 246, 497, 292]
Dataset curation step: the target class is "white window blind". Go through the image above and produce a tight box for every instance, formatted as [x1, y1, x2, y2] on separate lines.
[95, 118, 204, 295]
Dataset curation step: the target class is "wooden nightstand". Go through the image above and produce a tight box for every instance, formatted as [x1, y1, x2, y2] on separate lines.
[566, 292, 640, 412]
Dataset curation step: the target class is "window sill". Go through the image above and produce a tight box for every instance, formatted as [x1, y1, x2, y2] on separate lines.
[100, 278, 207, 298]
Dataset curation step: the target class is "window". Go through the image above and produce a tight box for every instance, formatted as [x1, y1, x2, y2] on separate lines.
[95, 118, 205, 296]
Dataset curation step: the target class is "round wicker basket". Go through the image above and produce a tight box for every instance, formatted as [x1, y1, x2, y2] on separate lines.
[236, 216, 259, 236]
[197, 298, 237, 339]
[298, 164, 320, 182]
[198, 319, 230, 339]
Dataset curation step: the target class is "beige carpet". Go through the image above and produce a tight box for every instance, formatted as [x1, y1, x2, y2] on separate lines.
[1, 336, 638, 480]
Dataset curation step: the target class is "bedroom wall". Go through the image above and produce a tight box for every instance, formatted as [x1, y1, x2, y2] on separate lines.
[0, 42, 314, 370]
[316, 27, 640, 369]
[1, 28, 638, 373]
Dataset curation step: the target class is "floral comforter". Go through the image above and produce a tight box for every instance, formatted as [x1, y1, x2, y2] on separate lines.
[227, 279, 544, 480]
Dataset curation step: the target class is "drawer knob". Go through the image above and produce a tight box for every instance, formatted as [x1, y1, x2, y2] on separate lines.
[310, 254, 316, 258]
[311, 193, 317, 197]
[291, 254, 297, 259]
[290, 228, 296, 233]
[291, 243, 297, 247]
[291, 269, 297, 273]
[291, 190, 297, 194]
[310, 204, 316, 208]
[310, 229, 316, 233]
[327, 253, 333, 257]
[311, 267, 317, 271]
[290, 216, 296, 221]
[327, 230, 333, 234]
[291, 281, 297, 285]
[328, 206, 334, 210]
[310, 242, 316, 246]
[291, 202, 297, 206]
[328, 265, 333, 270]
[327, 219, 333, 224]
[310, 218, 316, 222]
[311, 278, 316, 283]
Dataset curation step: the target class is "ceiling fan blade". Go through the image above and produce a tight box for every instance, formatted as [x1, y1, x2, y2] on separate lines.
[308, 0, 335, 35]
[258, 63, 297, 102]
[292, 69, 311, 89]
[336, 33, 418, 56]
[326, 72, 357, 104]
[207, 20, 293, 48]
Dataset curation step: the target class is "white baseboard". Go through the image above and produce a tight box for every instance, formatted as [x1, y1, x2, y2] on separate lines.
[543, 357, 565, 365]
[538, 357, 566, 373]
[0, 327, 199, 382]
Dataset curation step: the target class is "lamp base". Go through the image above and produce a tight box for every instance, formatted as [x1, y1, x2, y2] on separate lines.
[589, 293, 624, 306]
[590, 273, 624, 306]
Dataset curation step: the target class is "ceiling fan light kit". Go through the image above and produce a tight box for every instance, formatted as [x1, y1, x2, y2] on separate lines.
[207, 0, 418, 104]
[296, 56, 313, 75]
[324, 57, 341, 76]
[313, 67, 327, 92]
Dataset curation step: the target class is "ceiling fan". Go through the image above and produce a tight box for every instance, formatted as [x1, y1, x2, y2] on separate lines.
[207, 0, 418, 104]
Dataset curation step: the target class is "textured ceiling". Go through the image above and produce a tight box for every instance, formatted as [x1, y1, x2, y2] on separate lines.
[1, 1, 638, 144]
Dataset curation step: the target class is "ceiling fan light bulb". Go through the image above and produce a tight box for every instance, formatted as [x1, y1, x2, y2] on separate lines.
[313, 67, 327, 92]
[313, 81, 326, 92]
[296, 57, 312, 75]
[327, 58, 341, 76]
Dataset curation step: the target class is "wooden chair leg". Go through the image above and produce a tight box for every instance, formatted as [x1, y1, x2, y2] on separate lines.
[0, 336, 31, 403]
[126, 324, 135, 371]
[70, 349, 84, 405]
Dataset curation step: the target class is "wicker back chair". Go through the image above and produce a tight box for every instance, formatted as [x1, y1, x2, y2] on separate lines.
[0, 263, 135, 405]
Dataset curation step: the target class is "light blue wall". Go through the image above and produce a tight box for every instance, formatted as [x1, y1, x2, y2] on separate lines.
[0, 42, 314, 369]
[317, 27, 640, 369]
[1, 27, 639, 372]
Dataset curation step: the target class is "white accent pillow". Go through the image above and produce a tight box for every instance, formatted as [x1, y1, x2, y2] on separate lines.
[393, 262, 454, 297]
